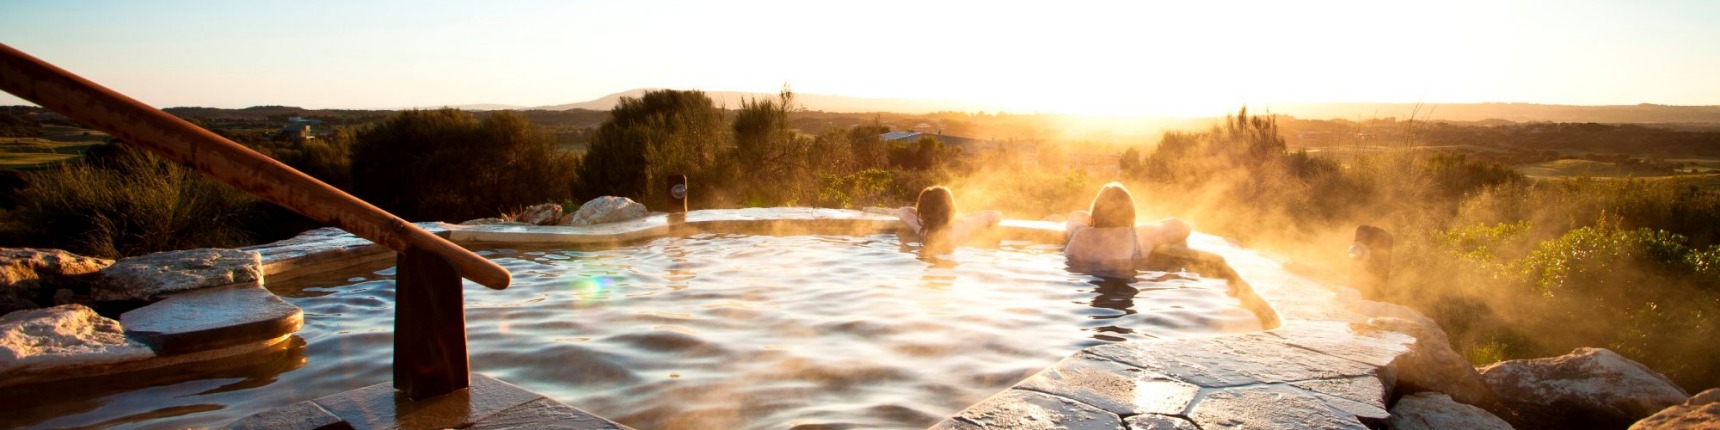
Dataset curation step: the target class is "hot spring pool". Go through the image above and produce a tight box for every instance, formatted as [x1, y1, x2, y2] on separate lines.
[6, 233, 1263, 430]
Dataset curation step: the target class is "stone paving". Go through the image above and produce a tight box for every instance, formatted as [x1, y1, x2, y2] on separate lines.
[227, 373, 632, 430]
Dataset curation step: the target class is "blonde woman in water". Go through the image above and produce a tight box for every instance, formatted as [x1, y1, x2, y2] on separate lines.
[1064, 182, 1190, 270]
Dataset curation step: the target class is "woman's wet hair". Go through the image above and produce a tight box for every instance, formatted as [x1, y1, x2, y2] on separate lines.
[1089, 182, 1136, 228]
[915, 186, 955, 236]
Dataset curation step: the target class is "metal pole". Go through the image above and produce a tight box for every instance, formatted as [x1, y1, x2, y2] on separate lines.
[0, 42, 509, 290]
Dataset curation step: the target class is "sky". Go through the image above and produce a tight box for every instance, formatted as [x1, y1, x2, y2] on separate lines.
[2, 0, 1718, 117]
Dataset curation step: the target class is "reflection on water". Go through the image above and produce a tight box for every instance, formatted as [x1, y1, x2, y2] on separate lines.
[1, 336, 310, 429]
[10, 234, 1262, 430]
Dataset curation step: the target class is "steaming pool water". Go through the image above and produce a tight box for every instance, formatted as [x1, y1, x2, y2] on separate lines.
[8, 233, 1264, 430]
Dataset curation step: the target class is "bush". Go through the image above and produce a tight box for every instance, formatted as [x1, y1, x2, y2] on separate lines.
[351, 108, 576, 222]
[7, 143, 258, 257]
[577, 90, 728, 208]
[814, 169, 892, 209]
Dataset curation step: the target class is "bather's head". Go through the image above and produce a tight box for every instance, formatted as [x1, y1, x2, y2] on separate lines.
[915, 186, 955, 236]
[1089, 182, 1136, 228]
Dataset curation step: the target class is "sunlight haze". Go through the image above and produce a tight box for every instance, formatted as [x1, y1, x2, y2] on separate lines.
[3, 0, 1717, 116]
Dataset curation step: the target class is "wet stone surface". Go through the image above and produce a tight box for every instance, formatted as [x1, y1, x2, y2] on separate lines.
[226, 400, 347, 430]
[1188, 385, 1369, 430]
[1124, 413, 1199, 430]
[0, 304, 152, 378]
[93, 248, 263, 302]
[1014, 354, 1199, 417]
[119, 284, 302, 355]
[1267, 319, 1416, 368]
[1084, 333, 1383, 388]
[297, 373, 633, 430]
[1289, 375, 1391, 420]
[938, 389, 1123, 430]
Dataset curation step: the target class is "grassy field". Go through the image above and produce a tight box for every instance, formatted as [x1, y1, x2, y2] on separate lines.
[0, 137, 103, 170]
[0, 126, 109, 170]
[1515, 159, 1665, 177]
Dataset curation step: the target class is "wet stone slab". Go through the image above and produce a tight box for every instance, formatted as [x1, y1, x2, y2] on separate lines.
[1013, 354, 1199, 417]
[1124, 413, 1200, 430]
[1084, 334, 1384, 388]
[1188, 385, 1369, 430]
[227, 400, 348, 430]
[931, 389, 1123, 430]
[93, 248, 263, 302]
[1289, 375, 1392, 421]
[120, 283, 303, 356]
[243, 373, 634, 430]
[1267, 319, 1416, 368]
[245, 223, 450, 280]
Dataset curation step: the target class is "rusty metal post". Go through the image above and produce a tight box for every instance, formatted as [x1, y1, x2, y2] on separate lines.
[0, 42, 508, 291]
[394, 247, 469, 400]
[1349, 225, 1393, 298]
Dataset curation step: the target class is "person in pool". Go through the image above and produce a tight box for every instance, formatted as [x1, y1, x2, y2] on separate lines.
[1064, 182, 1191, 270]
[893, 186, 1003, 253]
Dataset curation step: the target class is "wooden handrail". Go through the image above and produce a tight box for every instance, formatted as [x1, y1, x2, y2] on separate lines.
[0, 42, 510, 290]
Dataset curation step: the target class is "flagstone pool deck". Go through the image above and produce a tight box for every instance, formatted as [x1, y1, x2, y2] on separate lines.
[13, 208, 1428, 429]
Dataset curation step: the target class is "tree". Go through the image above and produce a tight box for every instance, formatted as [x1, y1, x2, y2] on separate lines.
[846, 117, 889, 170]
[351, 108, 576, 222]
[577, 89, 727, 208]
[730, 87, 811, 205]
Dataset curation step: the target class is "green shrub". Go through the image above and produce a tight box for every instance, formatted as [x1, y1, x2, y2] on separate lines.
[7, 143, 257, 257]
[815, 169, 892, 209]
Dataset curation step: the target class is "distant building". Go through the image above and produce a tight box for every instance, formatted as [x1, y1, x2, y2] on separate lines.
[280, 124, 314, 140]
[280, 117, 322, 140]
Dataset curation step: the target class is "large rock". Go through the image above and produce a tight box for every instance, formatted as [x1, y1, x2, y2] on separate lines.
[512, 203, 564, 226]
[1350, 300, 1499, 409]
[1389, 392, 1514, 430]
[0, 248, 112, 315]
[92, 248, 262, 302]
[560, 196, 648, 226]
[1631, 389, 1720, 430]
[0, 304, 152, 375]
[1480, 347, 1689, 429]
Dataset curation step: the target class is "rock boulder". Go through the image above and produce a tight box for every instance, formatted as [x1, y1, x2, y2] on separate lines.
[511, 203, 564, 226]
[1480, 347, 1688, 429]
[459, 217, 513, 226]
[561, 196, 648, 226]
[1, 248, 112, 315]
[92, 248, 262, 302]
[1630, 389, 1720, 430]
[0, 304, 152, 376]
[1352, 300, 1499, 409]
[1388, 392, 1514, 430]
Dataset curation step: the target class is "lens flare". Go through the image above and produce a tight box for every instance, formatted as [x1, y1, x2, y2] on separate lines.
[567, 275, 614, 308]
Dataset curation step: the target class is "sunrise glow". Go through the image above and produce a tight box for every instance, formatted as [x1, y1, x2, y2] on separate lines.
[3, 0, 1717, 115]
